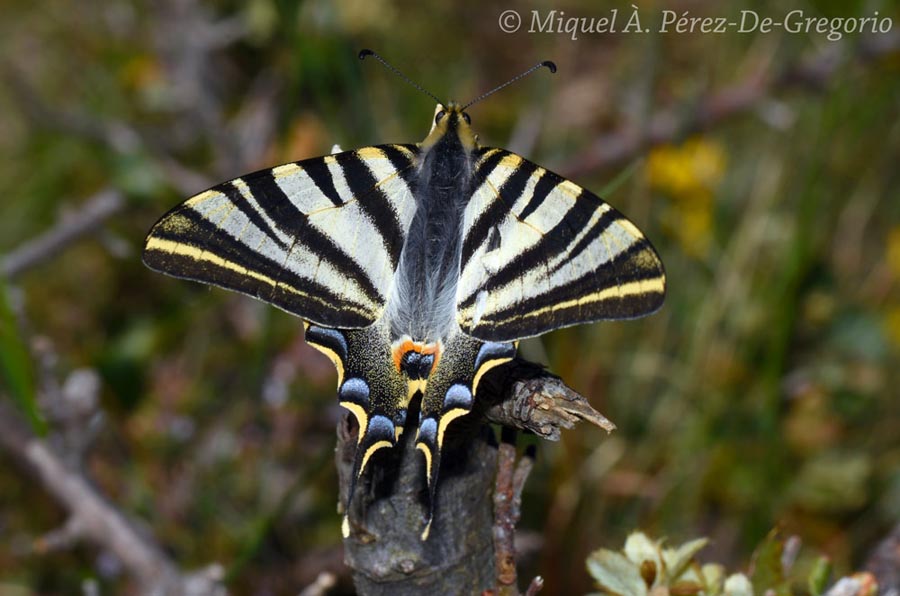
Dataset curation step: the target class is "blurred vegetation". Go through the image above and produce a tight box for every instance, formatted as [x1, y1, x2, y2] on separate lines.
[1, 0, 899, 593]
[585, 530, 878, 596]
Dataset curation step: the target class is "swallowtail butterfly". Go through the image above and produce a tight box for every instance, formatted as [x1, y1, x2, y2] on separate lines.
[143, 51, 666, 540]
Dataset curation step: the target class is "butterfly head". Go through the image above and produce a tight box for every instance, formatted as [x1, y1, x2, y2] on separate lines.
[423, 102, 477, 151]
[358, 49, 555, 153]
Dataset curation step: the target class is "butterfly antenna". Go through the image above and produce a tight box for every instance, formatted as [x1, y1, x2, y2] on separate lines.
[462, 60, 556, 110]
[359, 49, 445, 106]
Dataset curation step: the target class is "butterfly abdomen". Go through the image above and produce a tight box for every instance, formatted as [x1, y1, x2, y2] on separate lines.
[387, 121, 474, 344]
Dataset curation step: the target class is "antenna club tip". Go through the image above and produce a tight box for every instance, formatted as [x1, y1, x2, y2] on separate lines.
[542, 60, 558, 73]
[359, 49, 374, 60]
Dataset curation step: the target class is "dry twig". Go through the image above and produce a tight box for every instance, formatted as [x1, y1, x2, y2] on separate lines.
[297, 571, 337, 596]
[2, 190, 125, 279]
[490, 430, 540, 596]
[480, 358, 615, 440]
[561, 33, 900, 178]
[0, 401, 225, 595]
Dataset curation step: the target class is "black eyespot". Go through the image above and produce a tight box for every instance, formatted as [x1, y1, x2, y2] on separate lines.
[462, 112, 471, 125]
[435, 110, 446, 124]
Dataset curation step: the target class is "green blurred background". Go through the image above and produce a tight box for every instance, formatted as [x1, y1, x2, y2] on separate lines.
[1, 0, 899, 593]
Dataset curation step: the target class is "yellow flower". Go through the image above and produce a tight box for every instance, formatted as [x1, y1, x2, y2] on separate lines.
[646, 137, 726, 259]
[887, 227, 900, 279]
[885, 305, 900, 349]
[646, 137, 727, 200]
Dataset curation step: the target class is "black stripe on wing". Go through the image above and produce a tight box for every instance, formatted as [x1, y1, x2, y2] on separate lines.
[382, 144, 420, 190]
[517, 170, 557, 221]
[458, 181, 597, 310]
[302, 160, 346, 207]
[219, 183, 290, 252]
[335, 151, 406, 259]
[460, 150, 529, 265]
[241, 169, 386, 304]
[457, 149, 665, 342]
[471, 242, 665, 340]
[143, 209, 373, 326]
[143, 144, 419, 329]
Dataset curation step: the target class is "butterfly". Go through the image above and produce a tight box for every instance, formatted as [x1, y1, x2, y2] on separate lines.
[143, 50, 666, 540]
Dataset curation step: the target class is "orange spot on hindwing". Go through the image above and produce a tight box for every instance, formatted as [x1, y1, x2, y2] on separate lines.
[391, 337, 442, 379]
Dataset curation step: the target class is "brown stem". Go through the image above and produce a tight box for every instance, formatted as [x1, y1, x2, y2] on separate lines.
[492, 431, 538, 596]
[337, 414, 497, 594]
[480, 358, 615, 440]
[524, 576, 545, 596]
[493, 437, 519, 594]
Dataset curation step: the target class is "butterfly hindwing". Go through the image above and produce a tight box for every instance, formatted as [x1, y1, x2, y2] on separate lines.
[143, 144, 420, 329]
[456, 148, 666, 342]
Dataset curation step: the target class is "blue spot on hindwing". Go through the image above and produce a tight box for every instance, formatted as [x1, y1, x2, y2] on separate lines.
[475, 342, 516, 370]
[367, 415, 395, 440]
[418, 417, 437, 444]
[443, 383, 473, 410]
[340, 377, 369, 406]
[306, 326, 348, 361]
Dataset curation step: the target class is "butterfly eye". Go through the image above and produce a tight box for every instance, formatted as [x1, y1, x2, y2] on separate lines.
[435, 110, 446, 124]
[461, 112, 471, 125]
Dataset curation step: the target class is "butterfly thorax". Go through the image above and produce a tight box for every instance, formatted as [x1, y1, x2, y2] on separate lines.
[386, 105, 477, 347]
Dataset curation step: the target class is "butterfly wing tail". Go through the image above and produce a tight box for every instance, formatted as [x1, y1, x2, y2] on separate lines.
[306, 323, 408, 537]
[415, 335, 516, 540]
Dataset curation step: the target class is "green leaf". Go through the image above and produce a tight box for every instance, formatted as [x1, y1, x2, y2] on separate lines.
[807, 557, 832, 596]
[0, 279, 46, 434]
[111, 151, 165, 200]
[749, 529, 790, 596]
[788, 452, 871, 513]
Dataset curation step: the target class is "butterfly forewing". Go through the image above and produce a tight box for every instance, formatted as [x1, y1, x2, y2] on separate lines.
[456, 148, 666, 342]
[143, 144, 419, 328]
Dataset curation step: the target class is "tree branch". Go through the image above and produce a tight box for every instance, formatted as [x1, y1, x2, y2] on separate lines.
[2, 190, 125, 279]
[561, 33, 900, 178]
[491, 430, 540, 596]
[0, 401, 224, 595]
[479, 358, 615, 440]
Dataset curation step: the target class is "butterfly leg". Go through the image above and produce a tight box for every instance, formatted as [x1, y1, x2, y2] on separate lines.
[304, 321, 408, 537]
[415, 335, 516, 540]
